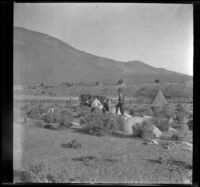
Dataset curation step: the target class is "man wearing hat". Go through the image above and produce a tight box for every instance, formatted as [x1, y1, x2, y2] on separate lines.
[116, 88, 125, 115]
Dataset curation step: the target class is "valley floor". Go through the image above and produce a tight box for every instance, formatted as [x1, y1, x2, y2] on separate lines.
[14, 121, 192, 184]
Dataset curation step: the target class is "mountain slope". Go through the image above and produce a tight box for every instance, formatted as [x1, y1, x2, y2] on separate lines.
[14, 27, 192, 85]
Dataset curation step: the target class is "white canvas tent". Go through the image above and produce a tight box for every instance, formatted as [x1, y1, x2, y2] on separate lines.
[152, 89, 168, 106]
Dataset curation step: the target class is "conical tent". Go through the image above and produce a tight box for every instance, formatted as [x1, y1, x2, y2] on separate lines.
[152, 90, 168, 106]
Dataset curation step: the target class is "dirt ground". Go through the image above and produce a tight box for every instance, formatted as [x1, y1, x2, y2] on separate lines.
[13, 120, 192, 184]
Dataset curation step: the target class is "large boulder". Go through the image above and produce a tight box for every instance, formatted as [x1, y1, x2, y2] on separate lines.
[118, 115, 153, 136]
[124, 116, 145, 135]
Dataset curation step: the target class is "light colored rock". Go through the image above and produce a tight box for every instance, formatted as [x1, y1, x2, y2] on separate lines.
[71, 121, 80, 126]
[152, 125, 162, 138]
[116, 115, 142, 135]
[149, 139, 159, 144]
[119, 115, 153, 136]
[181, 142, 193, 152]
[124, 113, 132, 118]
[168, 117, 174, 125]
[168, 127, 178, 135]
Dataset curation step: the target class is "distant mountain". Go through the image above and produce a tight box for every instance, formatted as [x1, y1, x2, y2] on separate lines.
[14, 27, 192, 86]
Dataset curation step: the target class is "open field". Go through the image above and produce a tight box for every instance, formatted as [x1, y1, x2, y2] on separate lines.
[14, 81, 193, 104]
[14, 121, 192, 184]
[13, 98, 193, 184]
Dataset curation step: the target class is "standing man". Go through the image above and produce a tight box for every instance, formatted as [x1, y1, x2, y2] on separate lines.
[116, 88, 125, 115]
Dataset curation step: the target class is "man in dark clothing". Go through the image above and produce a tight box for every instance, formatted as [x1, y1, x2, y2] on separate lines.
[102, 99, 110, 113]
[116, 88, 125, 115]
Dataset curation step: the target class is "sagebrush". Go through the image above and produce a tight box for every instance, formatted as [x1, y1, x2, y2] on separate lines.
[81, 108, 119, 136]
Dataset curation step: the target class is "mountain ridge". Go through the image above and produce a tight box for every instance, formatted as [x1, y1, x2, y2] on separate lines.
[14, 26, 192, 86]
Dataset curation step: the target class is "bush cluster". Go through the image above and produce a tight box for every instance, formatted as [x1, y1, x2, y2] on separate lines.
[25, 105, 44, 119]
[151, 117, 170, 132]
[171, 133, 184, 141]
[22, 102, 74, 129]
[128, 105, 153, 117]
[132, 119, 156, 140]
[41, 109, 73, 129]
[81, 108, 119, 136]
[60, 109, 73, 127]
[77, 106, 91, 119]
[171, 120, 189, 141]
[42, 112, 62, 123]
[134, 83, 192, 101]
[151, 105, 174, 119]
[141, 120, 156, 140]
[174, 104, 189, 124]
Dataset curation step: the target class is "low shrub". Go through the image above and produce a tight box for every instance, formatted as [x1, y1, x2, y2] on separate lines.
[132, 119, 155, 140]
[179, 121, 189, 136]
[81, 109, 119, 136]
[129, 106, 142, 117]
[172, 104, 190, 131]
[70, 105, 78, 112]
[61, 140, 81, 149]
[152, 117, 170, 132]
[171, 122, 189, 141]
[60, 109, 73, 127]
[42, 123, 60, 130]
[151, 105, 167, 119]
[77, 106, 91, 118]
[25, 105, 41, 119]
[128, 105, 153, 117]
[40, 108, 73, 128]
[132, 123, 144, 137]
[33, 119, 44, 127]
[42, 112, 62, 123]
[24, 102, 49, 119]
[171, 132, 184, 141]
[162, 104, 175, 119]
[139, 106, 153, 116]
[174, 104, 190, 125]
[141, 120, 156, 140]
[187, 120, 193, 130]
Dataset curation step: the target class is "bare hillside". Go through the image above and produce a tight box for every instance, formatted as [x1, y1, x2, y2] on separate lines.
[14, 27, 192, 86]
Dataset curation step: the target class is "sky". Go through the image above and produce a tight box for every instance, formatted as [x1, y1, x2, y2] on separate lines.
[14, 3, 193, 76]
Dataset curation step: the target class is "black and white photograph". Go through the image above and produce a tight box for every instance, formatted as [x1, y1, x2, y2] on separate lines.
[13, 3, 193, 184]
